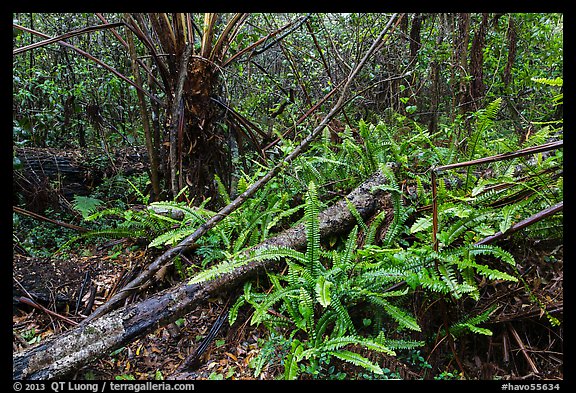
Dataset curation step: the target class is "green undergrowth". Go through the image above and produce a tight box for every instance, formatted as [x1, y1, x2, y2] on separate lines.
[19, 78, 562, 379]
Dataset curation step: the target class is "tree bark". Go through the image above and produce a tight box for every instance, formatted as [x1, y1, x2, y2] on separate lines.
[13, 170, 393, 380]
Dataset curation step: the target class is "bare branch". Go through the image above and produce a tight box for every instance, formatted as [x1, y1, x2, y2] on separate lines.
[13, 23, 164, 107]
[13, 22, 125, 55]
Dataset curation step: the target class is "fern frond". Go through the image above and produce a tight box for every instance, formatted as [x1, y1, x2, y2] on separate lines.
[84, 207, 125, 221]
[365, 209, 387, 246]
[72, 195, 104, 219]
[286, 261, 316, 289]
[437, 263, 459, 295]
[345, 198, 368, 231]
[150, 201, 214, 221]
[298, 286, 316, 336]
[466, 244, 516, 266]
[438, 210, 491, 247]
[417, 268, 450, 295]
[305, 181, 321, 279]
[380, 338, 425, 350]
[457, 259, 518, 282]
[284, 340, 303, 380]
[450, 305, 498, 337]
[484, 97, 503, 121]
[188, 258, 244, 284]
[356, 267, 410, 287]
[232, 210, 270, 252]
[149, 226, 194, 248]
[228, 296, 246, 326]
[314, 311, 337, 347]
[54, 227, 144, 254]
[331, 295, 356, 336]
[531, 76, 563, 87]
[307, 336, 395, 356]
[326, 350, 383, 375]
[250, 246, 308, 264]
[335, 225, 358, 272]
[365, 295, 421, 331]
[214, 174, 231, 205]
[265, 203, 304, 233]
[382, 196, 406, 247]
[410, 215, 433, 234]
[251, 287, 301, 325]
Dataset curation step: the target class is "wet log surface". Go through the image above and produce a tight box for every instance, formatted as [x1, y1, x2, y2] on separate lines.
[13, 170, 393, 380]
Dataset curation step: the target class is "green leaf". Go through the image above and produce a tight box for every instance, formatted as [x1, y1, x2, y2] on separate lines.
[410, 216, 432, 234]
[499, 204, 517, 234]
[315, 275, 333, 307]
[72, 195, 104, 219]
[228, 296, 245, 326]
[284, 340, 303, 380]
[327, 350, 383, 374]
[381, 299, 421, 332]
[531, 76, 562, 87]
[465, 324, 493, 336]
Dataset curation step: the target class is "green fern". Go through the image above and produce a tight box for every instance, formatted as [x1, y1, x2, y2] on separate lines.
[225, 175, 424, 379]
[531, 76, 562, 87]
[345, 198, 368, 232]
[214, 174, 231, 205]
[305, 181, 321, 279]
[465, 98, 503, 189]
[449, 305, 498, 337]
[72, 195, 104, 219]
[363, 294, 421, 331]
[372, 164, 407, 248]
[189, 246, 306, 284]
[365, 210, 387, 246]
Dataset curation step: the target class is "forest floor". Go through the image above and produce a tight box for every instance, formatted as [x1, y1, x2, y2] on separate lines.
[13, 237, 563, 381]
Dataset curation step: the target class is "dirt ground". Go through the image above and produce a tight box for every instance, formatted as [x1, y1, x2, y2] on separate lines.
[13, 237, 563, 381]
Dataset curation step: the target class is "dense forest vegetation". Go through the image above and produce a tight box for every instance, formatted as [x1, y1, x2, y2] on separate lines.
[12, 13, 563, 382]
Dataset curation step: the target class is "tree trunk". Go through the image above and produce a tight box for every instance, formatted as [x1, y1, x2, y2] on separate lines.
[468, 13, 490, 111]
[178, 57, 229, 206]
[13, 170, 394, 380]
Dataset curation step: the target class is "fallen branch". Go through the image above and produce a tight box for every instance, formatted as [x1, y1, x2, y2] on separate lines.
[475, 201, 562, 245]
[16, 297, 79, 327]
[13, 170, 393, 380]
[13, 206, 89, 233]
[507, 322, 540, 375]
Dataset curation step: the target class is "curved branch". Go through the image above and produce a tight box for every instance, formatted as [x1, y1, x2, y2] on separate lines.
[13, 23, 165, 107]
[13, 22, 125, 55]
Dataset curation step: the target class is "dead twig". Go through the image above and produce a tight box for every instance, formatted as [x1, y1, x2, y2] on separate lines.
[16, 297, 78, 327]
[13, 206, 89, 233]
[507, 322, 539, 375]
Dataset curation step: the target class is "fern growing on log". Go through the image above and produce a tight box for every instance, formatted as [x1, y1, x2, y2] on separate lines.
[222, 180, 423, 379]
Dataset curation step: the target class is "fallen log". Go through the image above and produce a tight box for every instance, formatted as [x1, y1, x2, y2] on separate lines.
[13, 170, 394, 380]
[13, 146, 149, 212]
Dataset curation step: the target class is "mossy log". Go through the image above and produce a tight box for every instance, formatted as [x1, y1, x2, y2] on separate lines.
[13, 170, 394, 380]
